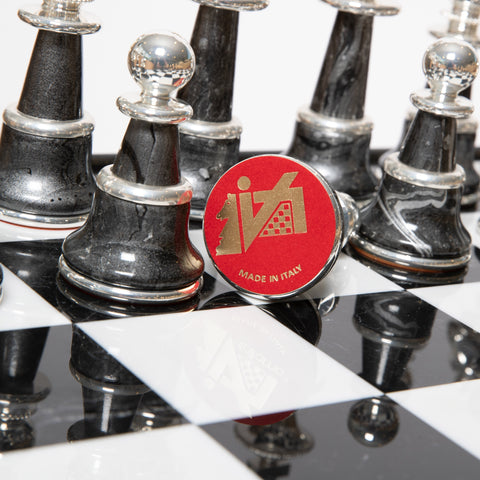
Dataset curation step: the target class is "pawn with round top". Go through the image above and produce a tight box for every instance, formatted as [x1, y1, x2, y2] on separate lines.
[59, 32, 204, 304]
[350, 38, 478, 274]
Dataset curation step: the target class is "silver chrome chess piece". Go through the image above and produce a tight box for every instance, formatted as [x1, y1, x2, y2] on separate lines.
[59, 32, 204, 304]
[350, 38, 478, 273]
[0, 0, 100, 228]
[287, 0, 399, 210]
[178, 0, 268, 220]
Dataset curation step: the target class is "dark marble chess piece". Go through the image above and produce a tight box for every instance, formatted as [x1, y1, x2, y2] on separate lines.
[0, 0, 100, 228]
[0, 328, 50, 451]
[58, 32, 204, 304]
[68, 326, 149, 440]
[178, 0, 268, 220]
[287, 0, 399, 209]
[350, 38, 478, 274]
[430, 0, 480, 208]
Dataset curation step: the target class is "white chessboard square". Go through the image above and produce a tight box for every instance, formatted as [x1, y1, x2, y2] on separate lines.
[390, 380, 480, 461]
[409, 282, 480, 333]
[0, 424, 260, 479]
[0, 265, 70, 331]
[80, 305, 380, 425]
[305, 252, 402, 298]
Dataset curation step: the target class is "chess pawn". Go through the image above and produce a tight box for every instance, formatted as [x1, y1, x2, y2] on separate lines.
[0, 0, 100, 228]
[350, 38, 478, 273]
[431, 0, 480, 207]
[178, 0, 268, 220]
[287, 0, 399, 209]
[59, 32, 204, 304]
[68, 326, 149, 440]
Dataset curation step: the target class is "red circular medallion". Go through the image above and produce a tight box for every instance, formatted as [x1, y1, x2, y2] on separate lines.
[203, 155, 341, 298]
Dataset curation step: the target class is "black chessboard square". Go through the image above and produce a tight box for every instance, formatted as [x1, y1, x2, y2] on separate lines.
[202, 397, 480, 479]
[310, 290, 473, 393]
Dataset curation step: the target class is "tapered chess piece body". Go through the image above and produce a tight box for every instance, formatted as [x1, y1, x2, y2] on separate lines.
[350, 38, 478, 273]
[287, 0, 398, 209]
[178, 0, 268, 220]
[0, 0, 100, 228]
[59, 32, 204, 304]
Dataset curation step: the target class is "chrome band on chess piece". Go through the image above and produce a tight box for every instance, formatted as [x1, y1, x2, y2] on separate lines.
[59, 32, 204, 304]
[350, 38, 478, 273]
[192, 0, 269, 11]
[322, 0, 399, 16]
[19, 0, 100, 34]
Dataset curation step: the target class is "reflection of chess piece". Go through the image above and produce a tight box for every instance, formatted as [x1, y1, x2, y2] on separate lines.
[348, 396, 399, 447]
[56, 272, 199, 320]
[0, 0, 100, 228]
[59, 32, 204, 304]
[132, 391, 185, 431]
[178, 0, 268, 220]
[354, 291, 436, 391]
[68, 326, 149, 440]
[0, 328, 50, 450]
[448, 320, 480, 380]
[235, 412, 313, 479]
[287, 0, 399, 209]
[350, 38, 478, 274]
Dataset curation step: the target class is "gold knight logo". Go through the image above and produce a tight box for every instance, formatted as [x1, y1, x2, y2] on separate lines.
[216, 172, 307, 255]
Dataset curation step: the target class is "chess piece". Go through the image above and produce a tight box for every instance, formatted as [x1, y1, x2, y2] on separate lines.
[0, 328, 50, 450]
[287, 0, 399, 209]
[432, 0, 480, 207]
[178, 0, 268, 220]
[0, 0, 100, 228]
[68, 326, 149, 440]
[59, 32, 204, 304]
[448, 321, 480, 380]
[350, 38, 478, 273]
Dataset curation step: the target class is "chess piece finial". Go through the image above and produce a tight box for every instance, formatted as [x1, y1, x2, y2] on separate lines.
[0, 0, 100, 228]
[411, 38, 478, 117]
[287, 0, 398, 210]
[178, 0, 268, 220]
[59, 32, 204, 304]
[350, 38, 478, 273]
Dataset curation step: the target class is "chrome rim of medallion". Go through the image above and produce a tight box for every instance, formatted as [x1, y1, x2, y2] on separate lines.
[349, 38, 479, 272]
[59, 32, 204, 304]
[178, 0, 268, 221]
[286, 0, 398, 212]
[0, 0, 100, 229]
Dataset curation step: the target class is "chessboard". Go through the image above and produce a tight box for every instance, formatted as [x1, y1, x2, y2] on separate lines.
[0, 154, 478, 479]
